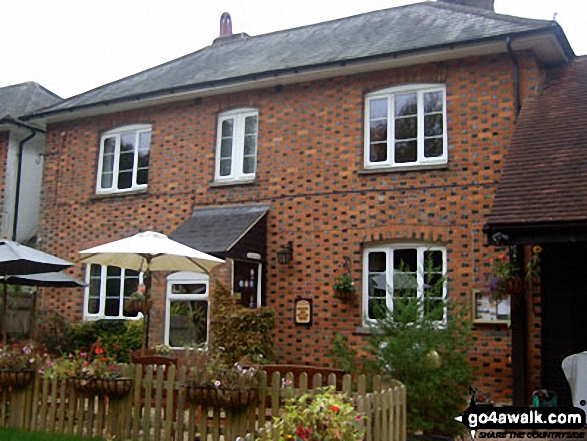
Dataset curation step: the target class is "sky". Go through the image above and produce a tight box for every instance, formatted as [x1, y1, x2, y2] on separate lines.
[1, 0, 585, 99]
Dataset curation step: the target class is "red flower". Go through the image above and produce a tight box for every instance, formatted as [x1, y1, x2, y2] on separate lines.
[329, 405, 340, 412]
[95, 347, 104, 355]
[297, 426, 311, 439]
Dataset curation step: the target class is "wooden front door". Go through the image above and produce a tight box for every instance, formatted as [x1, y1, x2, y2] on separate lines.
[541, 242, 587, 405]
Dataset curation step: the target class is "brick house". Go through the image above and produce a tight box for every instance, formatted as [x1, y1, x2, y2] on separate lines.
[23, 0, 574, 404]
[0, 82, 61, 243]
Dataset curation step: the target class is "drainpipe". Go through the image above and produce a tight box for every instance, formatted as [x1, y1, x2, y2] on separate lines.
[12, 129, 37, 241]
[506, 36, 521, 118]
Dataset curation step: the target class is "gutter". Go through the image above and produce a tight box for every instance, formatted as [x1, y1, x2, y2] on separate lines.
[506, 36, 521, 117]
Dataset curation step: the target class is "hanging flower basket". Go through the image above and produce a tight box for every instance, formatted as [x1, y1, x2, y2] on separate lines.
[69, 377, 132, 398]
[334, 288, 355, 301]
[124, 297, 147, 315]
[184, 384, 257, 410]
[0, 369, 35, 389]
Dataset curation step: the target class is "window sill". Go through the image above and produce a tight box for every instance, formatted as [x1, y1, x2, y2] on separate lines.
[90, 188, 149, 201]
[353, 326, 373, 336]
[209, 179, 257, 188]
[358, 163, 448, 175]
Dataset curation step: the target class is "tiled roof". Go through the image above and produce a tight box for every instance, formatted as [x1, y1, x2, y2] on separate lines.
[25, 1, 569, 119]
[170, 204, 270, 255]
[485, 56, 587, 235]
[0, 82, 60, 120]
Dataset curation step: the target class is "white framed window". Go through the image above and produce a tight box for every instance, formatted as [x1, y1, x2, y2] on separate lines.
[84, 264, 143, 319]
[97, 124, 151, 193]
[363, 244, 447, 324]
[364, 84, 447, 169]
[215, 109, 258, 182]
[165, 272, 209, 348]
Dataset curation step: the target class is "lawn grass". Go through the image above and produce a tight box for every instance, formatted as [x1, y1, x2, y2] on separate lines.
[0, 427, 104, 440]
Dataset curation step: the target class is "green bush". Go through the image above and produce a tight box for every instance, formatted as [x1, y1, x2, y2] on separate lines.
[367, 299, 473, 438]
[58, 319, 143, 362]
[210, 284, 275, 363]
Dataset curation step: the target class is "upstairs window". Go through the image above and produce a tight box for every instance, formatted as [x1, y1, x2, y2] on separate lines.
[215, 109, 258, 182]
[97, 125, 151, 193]
[364, 85, 447, 169]
[363, 244, 447, 324]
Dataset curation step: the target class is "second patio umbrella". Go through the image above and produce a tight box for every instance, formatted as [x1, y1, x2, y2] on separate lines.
[79, 231, 224, 350]
[0, 239, 74, 343]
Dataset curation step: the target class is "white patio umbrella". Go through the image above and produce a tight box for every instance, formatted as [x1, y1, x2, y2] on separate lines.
[79, 231, 224, 350]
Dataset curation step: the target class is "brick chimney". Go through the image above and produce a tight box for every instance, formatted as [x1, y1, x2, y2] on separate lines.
[437, 0, 495, 11]
[213, 12, 249, 44]
[219, 12, 232, 37]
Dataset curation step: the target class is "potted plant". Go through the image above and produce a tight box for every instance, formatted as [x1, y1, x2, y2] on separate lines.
[124, 284, 147, 315]
[272, 385, 365, 441]
[44, 343, 131, 398]
[181, 343, 260, 410]
[333, 273, 356, 300]
[0, 341, 44, 388]
[487, 253, 523, 302]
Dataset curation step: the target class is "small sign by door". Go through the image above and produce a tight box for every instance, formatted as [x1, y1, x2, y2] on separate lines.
[294, 298, 312, 325]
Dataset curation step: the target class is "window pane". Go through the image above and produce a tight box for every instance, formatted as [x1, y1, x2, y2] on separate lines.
[220, 159, 231, 176]
[88, 299, 100, 314]
[220, 139, 232, 158]
[394, 249, 417, 271]
[104, 298, 120, 316]
[221, 119, 234, 137]
[424, 138, 443, 158]
[171, 283, 207, 295]
[168, 300, 208, 347]
[394, 140, 417, 163]
[370, 143, 387, 163]
[245, 116, 258, 135]
[120, 133, 135, 153]
[103, 137, 116, 155]
[424, 250, 443, 270]
[139, 132, 151, 153]
[424, 299, 444, 321]
[137, 169, 148, 185]
[424, 91, 443, 113]
[424, 114, 443, 137]
[368, 297, 387, 320]
[395, 93, 417, 117]
[368, 252, 386, 272]
[370, 120, 387, 142]
[244, 134, 257, 155]
[118, 150, 134, 171]
[395, 116, 416, 140]
[370, 98, 388, 120]
[117, 171, 133, 189]
[243, 157, 255, 174]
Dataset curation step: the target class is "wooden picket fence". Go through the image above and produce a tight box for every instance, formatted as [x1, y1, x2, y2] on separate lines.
[0, 364, 406, 441]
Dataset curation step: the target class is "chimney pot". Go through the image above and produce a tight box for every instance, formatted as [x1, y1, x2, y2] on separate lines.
[220, 12, 232, 37]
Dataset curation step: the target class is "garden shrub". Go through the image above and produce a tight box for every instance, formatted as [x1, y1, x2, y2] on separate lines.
[367, 298, 473, 438]
[210, 284, 275, 363]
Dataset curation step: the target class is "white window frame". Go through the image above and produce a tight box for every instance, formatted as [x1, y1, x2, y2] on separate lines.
[96, 124, 151, 194]
[165, 272, 210, 348]
[83, 264, 143, 320]
[362, 243, 447, 325]
[364, 84, 447, 170]
[214, 109, 258, 183]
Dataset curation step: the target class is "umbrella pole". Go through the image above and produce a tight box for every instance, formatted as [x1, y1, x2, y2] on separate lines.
[2, 278, 7, 345]
[142, 269, 151, 355]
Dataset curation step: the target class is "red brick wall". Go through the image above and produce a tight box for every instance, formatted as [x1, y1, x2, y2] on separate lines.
[38, 52, 544, 404]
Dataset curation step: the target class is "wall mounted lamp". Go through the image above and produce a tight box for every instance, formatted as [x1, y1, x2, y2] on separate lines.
[277, 241, 294, 265]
